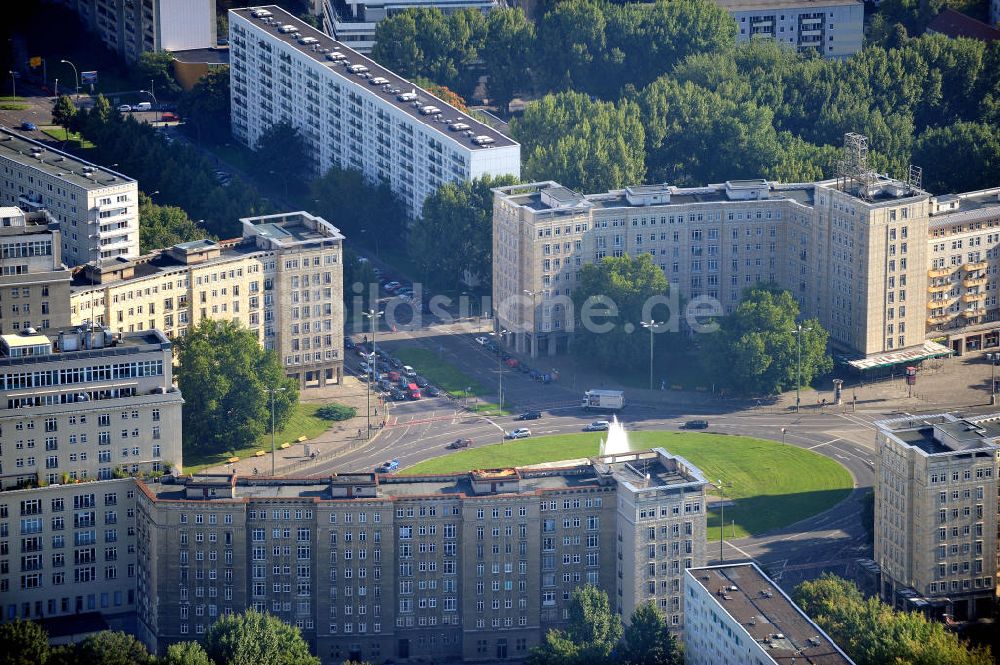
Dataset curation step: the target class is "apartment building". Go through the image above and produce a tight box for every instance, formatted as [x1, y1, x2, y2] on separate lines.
[319, 0, 497, 53]
[0, 478, 141, 629]
[874, 413, 999, 620]
[493, 172, 932, 362]
[70, 211, 345, 389]
[683, 562, 855, 665]
[2, 448, 707, 663]
[925, 188, 1000, 356]
[0, 207, 72, 335]
[59, 0, 217, 62]
[717, 0, 864, 59]
[228, 6, 520, 217]
[0, 325, 182, 490]
[0, 128, 139, 267]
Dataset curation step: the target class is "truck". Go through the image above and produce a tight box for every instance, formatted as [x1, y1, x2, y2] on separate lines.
[581, 389, 625, 410]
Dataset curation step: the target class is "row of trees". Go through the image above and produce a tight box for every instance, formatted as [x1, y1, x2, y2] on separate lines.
[567, 254, 832, 395]
[138, 193, 212, 254]
[0, 610, 325, 665]
[794, 575, 993, 665]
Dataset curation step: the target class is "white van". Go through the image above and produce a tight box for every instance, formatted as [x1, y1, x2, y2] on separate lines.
[135, 102, 152, 112]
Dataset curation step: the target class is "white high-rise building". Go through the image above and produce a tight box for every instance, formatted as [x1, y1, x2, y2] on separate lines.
[228, 5, 520, 217]
[717, 0, 864, 59]
[0, 128, 139, 267]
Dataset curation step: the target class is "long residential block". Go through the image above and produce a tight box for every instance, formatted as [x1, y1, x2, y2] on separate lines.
[1, 448, 707, 663]
[717, 0, 864, 59]
[0, 325, 183, 490]
[0, 207, 72, 335]
[0, 128, 139, 267]
[228, 5, 520, 217]
[874, 413, 999, 620]
[70, 211, 346, 389]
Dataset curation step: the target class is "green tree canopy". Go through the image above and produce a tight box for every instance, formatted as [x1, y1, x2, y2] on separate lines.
[253, 121, 310, 196]
[529, 585, 623, 665]
[309, 166, 408, 252]
[178, 68, 231, 144]
[76, 631, 156, 665]
[139, 192, 211, 253]
[701, 287, 832, 396]
[176, 320, 298, 453]
[513, 91, 646, 191]
[620, 602, 681, 665]
[136, 51, 182, 97]
[164, 641, 214, 665]
[794, 575, 993, 665]
[570, 253, 676, 373]
[0, 619, 50, 665]
[483, 9, 534, 114]
[913, 121, 1000, 194]
[409, 174, 517, 292]
[51, 95, 77, 140]
[201, 610, 321, 665]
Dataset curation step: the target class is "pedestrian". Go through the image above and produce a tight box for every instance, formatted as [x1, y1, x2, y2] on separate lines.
[660, 379, 666, 391]
[253, 467, 258, 476]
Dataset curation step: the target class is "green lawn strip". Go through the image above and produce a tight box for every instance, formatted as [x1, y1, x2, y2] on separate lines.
[183, 402, 335, 474]
[391, 346, 510, 415]
[40, 125, 95, 149]
[0, 103, 28, 111]
[403, 431, 852, 539]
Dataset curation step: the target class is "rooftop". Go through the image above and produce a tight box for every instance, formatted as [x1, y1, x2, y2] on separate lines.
[927, 7, 1000, 42]
[0, 127, 135, 190]
[819, 175, 928, 206]
[232, 6, 517, 150]
[714, 0, 860, 9]
[241, 211, 345, 245]
[929, 187, 1000, 226]
[0, 325, 170, 367]
[877, 412, 1000, 456]
[688, 563, 856, 665]
[171, 47, 231, 65]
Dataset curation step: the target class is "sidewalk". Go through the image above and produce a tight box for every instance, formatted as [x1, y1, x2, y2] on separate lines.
[201, 376, 383, 477]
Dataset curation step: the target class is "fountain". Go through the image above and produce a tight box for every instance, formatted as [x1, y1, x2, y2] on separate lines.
[599, 415, 630, 456]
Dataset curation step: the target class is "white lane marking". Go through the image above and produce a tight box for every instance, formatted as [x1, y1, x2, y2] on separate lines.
[808, 438, 842, 449]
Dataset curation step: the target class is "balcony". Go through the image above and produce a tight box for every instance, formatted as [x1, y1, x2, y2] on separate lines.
[927, 314, 955, 325]
[964, 261, 988, 271]
[928, 266, 956, 278]
[963, 308, 987, 319]
[928, 283, 952, 293]
[961, 292, 985, 303]
[963, 276, 987, 288]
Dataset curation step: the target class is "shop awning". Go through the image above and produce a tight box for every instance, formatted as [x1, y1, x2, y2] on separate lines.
[844, 340, 953, 370]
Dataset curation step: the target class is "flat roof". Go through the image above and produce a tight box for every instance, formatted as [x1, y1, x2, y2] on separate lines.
[0, 127, 135, 190]
[0, 327, 169, 368]
[232, 6, 517, 150]
[171, 47, 230, 65]
[715, 0, 860, 9]
[844, 340, 953, 370]
[876, 413, 1000, 455]
[689, 563, 855, 665]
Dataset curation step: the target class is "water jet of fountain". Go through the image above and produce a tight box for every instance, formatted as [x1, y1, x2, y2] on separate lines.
[600, 415, 630, 456]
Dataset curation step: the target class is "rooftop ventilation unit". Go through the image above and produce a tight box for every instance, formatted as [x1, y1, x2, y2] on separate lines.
[278, 24, 296, 33]
[370, 77, 389, 85]
[419, 105, 440, 115]
[397, 92, 417, 102]
[347, 64, 369, 74]
[251, 8, 272, 18]
[471, 135, 495, 145]
[299, 36, 319, 45]
[326, 51, 346, 61]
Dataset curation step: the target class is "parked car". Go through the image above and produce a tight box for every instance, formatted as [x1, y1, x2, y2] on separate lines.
[344, 336, 355, 349]
[160, 111, 179, 122]
[387, 371, 401, 382]
[402, 365, 417, 377]
[682, 420, 709, 430]
[383, 281, 401, 292]
[19, 121, 36, 131]
[413, 376, 429, 388]
[389, 357, 403, 368]
[516, 410, 541, 421]
[474, 336, 488, 345]
[376, 459, 399, 473]
[407, 383, 422, 400]
[424, 386, 440, 397]
[389, 388, 407, 401]
[584, 420, 611, 432]
[117, 104, 132, 112]
[447, 438, 472, 449]
[505, 428, 531, 440]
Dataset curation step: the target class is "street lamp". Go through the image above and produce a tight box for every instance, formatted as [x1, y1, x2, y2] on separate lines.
[489, 328, 509, 418]
[265, 386, 286, 475]
[716, 479, 727, 562]
[987, 353, 999, 403]
[8, 71, 15, 100]
[59, 59, 79, 97]
[791, 323, 812, 413]
[363, 308, 384, 439]
[139, 85, 158, 123]
[640, 320, 663, 391]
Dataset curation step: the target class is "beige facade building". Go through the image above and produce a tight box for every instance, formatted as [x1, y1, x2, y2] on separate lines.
[2, 448, 707, 663]
[493, 172, 932, 362]
[0, 129, 139, 267]
[0, 325, 182, 490]
[0, 207, 72, 335]
[71, 211, 346, 389]
[874, 413, 999, 620]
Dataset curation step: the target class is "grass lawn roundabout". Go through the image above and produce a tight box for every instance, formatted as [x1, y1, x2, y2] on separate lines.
[403, 431, 853, 541]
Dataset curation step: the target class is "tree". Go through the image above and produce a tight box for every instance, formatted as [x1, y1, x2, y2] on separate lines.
[913, 122, 1000, 194]
[76, 631, 155, 665]
[0, 619, 50, 665]
[570, 253, 678, 373]
[51, 95, 77, 140]
[164, 641, 214, 665]
[202, 610, 321, 665]
[700, 287, 832, 396]
[310, 166, 408, 252]
[139, 192, 211, 253]
[412, 77, 468, 111]
[530, 585, 623, 665]
[794, 575, 993, 665]
[253, 121, 309, 197]
[483, 8, 534, 114]
[176, 320, 298, 453]
[620, 602, 680, 665]
[409, 174, 517, 292]
[513, 91, 646, 191]
[535, 0, 608, 92]
[178, 68, 231, 144]
[136, 51, 182, 97]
